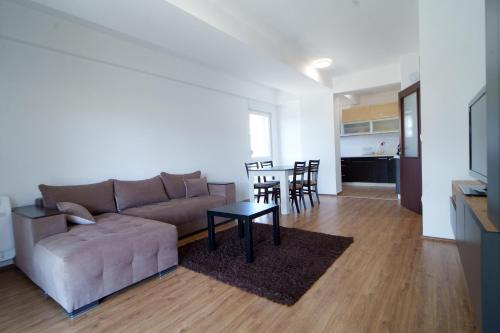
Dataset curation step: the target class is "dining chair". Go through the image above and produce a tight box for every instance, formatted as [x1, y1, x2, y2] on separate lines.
[290, 161, 307, 213]
[245, 162, 276, 203]
[260, 160, 280, 203]
[304, 159, 320, 207]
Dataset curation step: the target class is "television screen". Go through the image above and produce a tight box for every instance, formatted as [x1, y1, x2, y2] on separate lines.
[469, 88, 487, 183]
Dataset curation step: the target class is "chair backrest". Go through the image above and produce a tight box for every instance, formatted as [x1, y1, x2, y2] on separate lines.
[308, 160, 320, 183]
[292, 161, 307, 190]
[245, 162, 261, 183]
[260, 160, 274, 182]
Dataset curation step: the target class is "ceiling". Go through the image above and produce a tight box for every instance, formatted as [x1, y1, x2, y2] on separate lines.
[27, 0, 418, 96]
[209, 0, 419, 76]
[28, 0, 332, 96]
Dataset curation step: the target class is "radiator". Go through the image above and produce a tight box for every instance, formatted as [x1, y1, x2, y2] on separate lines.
[0, 196, 15, 264]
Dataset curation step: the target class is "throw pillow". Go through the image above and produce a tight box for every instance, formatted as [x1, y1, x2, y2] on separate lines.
[160, 171, 201, 199]
[56, 202, 96, 225]
[185, 177, 209, 198]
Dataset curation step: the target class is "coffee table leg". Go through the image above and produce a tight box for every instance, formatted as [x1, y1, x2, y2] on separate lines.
[273, 208, 280, 246]
[207, 212, 215, 251]
[238, 218, 244, 238]
[245, 218, 253, 263]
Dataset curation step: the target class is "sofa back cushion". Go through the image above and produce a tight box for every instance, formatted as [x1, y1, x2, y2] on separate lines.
[39, 180, 117, 214]
[160, 171, 201, 199]
[185, 177, 209, 198]
[114, 176, 168, 211]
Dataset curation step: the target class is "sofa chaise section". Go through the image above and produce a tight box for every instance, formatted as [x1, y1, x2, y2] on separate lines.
[34, 213, 178, 315]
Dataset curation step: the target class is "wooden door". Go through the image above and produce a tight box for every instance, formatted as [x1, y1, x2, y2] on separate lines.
[399, 82, 422, 214]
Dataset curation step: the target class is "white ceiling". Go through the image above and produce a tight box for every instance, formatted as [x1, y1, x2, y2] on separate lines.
[28, 0, 332, 96]
[210, 0, 419, 76]
[27, 0, 418, 96]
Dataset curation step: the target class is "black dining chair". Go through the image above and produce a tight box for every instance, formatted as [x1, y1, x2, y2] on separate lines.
[290, 161, 307, 213]
[260, 160, 280, 203]
[272, 161, 307, 213]
[245, 162, 277, 204]
[304, 160, 320, 207]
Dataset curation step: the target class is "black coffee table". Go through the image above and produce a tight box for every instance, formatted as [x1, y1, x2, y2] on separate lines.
[207, 202, 280, 263]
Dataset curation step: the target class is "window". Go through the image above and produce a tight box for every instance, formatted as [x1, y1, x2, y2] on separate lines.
[249, 111, 272, 159]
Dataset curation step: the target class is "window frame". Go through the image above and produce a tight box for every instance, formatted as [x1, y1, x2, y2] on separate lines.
[248, 109, 273, 161]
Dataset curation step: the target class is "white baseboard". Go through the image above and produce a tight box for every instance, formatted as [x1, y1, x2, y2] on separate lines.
[343, 182, 396, 188]
[0, 259, 13, 268]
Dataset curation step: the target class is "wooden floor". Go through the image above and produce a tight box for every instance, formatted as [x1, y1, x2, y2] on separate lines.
[339, 183, 398, 200]
[0, 191, 477, 333]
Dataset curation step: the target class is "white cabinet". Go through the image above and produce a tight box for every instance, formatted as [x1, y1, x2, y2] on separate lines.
[372, 118, 400, 133]
[342, 117, 399, 136]
[342, 121, 370, 135]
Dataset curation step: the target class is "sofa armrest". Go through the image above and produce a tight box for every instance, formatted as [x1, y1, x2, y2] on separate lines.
[208, 182, 236, 204]
[12, 206, 67, 280]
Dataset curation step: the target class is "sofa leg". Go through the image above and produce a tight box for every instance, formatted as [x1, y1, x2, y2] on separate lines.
[65, 300, 99, 319]
[158, 265, 177, 278]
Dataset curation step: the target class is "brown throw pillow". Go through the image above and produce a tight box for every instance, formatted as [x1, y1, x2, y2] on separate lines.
[39, 180, 117, 214]
[114, 176, 168, 211]
[56, 202, 96, 225]
[160, 171, 201, 199]
[184, 177, 209, 198]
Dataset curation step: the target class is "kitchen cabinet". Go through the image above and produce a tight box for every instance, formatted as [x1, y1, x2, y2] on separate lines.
[341, 156, 396, 183]
[342, 102, 398, 123]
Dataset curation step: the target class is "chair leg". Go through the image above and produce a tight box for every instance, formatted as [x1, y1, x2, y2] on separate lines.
[307, 187, 314, 207]
[293, 193, 300, 213]
[300, 190, 307, 210]
[264, 189, 269, 204]
[315, 186, 320, 204]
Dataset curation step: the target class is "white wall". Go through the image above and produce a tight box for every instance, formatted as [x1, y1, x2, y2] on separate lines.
[0, 1, 281, 206]
[420, 0, 486, 238]
[332, 63, 401, 94]
[299, 93, 338, 194]
[278, 93, 340, 195]
[400, 53, 420, 90]
[278, 100, 303, 165]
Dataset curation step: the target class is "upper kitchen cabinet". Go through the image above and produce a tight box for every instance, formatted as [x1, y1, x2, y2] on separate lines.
[342, 102, 398, 122]
[342, 102, 400, 136]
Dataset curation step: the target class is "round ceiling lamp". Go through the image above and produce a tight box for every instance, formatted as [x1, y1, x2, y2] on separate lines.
[311, 58, 333, 69]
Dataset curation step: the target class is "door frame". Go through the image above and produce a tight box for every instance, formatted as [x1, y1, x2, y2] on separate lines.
[399, 81, 422, 214]
[399, 81, 421, 160]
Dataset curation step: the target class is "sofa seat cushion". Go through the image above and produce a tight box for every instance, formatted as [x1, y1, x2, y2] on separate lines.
[33, 213, 178, 313]
[121, 195, 226, 227]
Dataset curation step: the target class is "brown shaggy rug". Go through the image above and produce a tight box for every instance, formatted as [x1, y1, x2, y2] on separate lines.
[179, 223, 353, 305]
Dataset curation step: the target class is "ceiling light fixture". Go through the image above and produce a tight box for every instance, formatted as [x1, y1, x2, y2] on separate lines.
[311, 58, 332, 69]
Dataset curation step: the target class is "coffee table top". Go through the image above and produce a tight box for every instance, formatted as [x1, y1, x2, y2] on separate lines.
[208, 202, 278, 219]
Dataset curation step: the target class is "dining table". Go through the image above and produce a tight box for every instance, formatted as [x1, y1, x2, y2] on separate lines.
[247, 165, 299, 215]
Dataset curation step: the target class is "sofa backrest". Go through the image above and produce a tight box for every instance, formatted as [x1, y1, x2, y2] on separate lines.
[114, 176, 169, 211]
[38, 180, 117, 215]
[39, 180, 117, 215]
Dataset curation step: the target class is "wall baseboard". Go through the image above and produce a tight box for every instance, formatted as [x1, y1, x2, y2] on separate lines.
[421, 235, 455, 243]
[0, 259, 14, 270]
[343, 182, 396, 188]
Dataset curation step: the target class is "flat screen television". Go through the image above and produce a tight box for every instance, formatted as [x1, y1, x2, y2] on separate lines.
[463, 87, 488, 195]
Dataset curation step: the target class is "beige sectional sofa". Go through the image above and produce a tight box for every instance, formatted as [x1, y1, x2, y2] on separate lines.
[12, 171, 235, 317]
